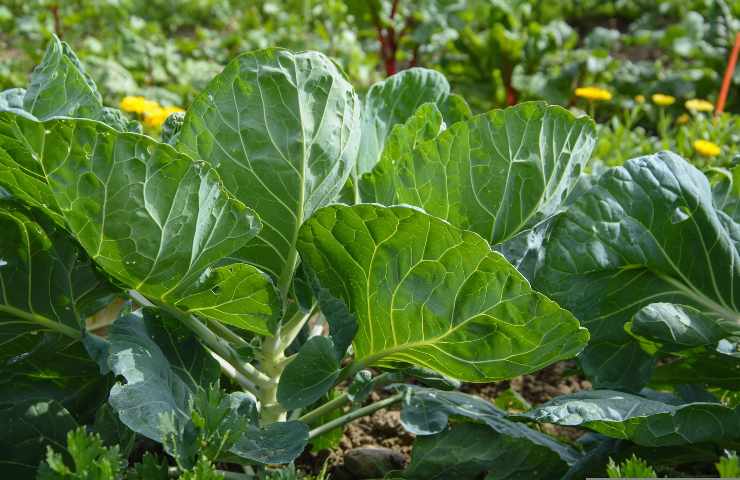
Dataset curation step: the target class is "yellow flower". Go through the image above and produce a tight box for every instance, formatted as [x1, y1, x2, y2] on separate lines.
[685, 99, 714, 113]
[575, 86, 612, 101]
[142, 105, 185, 128]
[651, 93, 675, 107]
[634, 95, 645, 104]
[119, 96, 160, 114]
[693, 139, 721, 157]
[676, 113, 690, 125]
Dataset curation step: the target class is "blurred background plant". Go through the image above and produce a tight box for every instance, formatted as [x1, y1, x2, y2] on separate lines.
[1, 0, 737, 166]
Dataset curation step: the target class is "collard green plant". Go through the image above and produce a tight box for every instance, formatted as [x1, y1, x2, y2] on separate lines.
[0, 36, 592, 475]
[2, 33, 739, 479]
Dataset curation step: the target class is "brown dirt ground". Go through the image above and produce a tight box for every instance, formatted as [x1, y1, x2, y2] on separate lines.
[298, 360, 592, 476]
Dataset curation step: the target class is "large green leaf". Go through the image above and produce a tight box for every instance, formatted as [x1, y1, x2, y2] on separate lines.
[359, 102, 596, 244]
[402, 422, 571, 480]
[107, 308, 220, 442]
[512, 390, 740, 447]
[109, 310, 309, 464]
[297, 204, 588, 382]
[357, 68, 452, 176]
[230, 420, 309, 464]
[0, 201, 115, 417]
[177, 48, 361, 285]
[0, 201, 114, 360]
[398, 385, 580, 478]
[23, 34, 102, 121]
[533, 152, 740, 390]
[3, 115, 268, 334]
[627, 303, 738, 351]
[0, 400, 78, 478]
[41, 118, 258, 301]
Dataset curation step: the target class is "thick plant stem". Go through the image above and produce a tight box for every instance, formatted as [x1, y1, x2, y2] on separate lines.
[258, 327, 285, 424]
[258, 306, 316, 424]
[279, 305, 316, 348]
[308, 392, 404, 440]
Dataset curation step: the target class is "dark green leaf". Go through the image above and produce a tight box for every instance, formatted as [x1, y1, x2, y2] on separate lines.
[0, 202, 114, 419]
[230, 420, 309, 464]
[278, 336, 340, 410]
[512, 389, 740, 447]
[305, 266, 357, 358]
[399, 366, 461, 391]
[403, 422, 570, 480]
[562, 434, 721, 480]
[652, 350, 740, 389]
[0, 202, 114, 361]
[107, 308, 220, 442]
[92, 404, 136, 457]
[298, 204, 588, 382]
[534, 152, 740, 390]
[398, 385, 579, 479]
[0, 400, 77, 478]
[628, 303, 737, 350]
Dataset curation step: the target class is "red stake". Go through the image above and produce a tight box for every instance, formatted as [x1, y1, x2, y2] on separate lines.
[716, 32, 740, 116]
